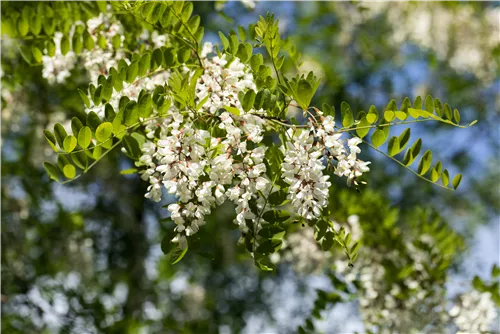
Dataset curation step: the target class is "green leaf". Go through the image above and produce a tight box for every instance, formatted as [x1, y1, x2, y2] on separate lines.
[44, 130, 58, 152]
[30, 12, 43, 35]
[77, 89, 90, 108]
[98, 33, 107, 49]
[350, 242, 360, 255]
[17, 17, 29, 37]
[60, 35, 70, 55]
[275, 54, 285, 70]
[254, 257, 273, 271]
[105, 104, 116, 122]
[181, 1, 194, 22]
[63, 164, 76, 179]
[68, 118, 82, 138]
[341, 101, 354, 128]
[229, 34, 239, 54]
[384, 99, 397, 121]
[387, 137, 400, 156]
[196, 94, 210, 111]
[254, 89, 271, 110]
[46, 40, 56, 57]
[84, 32, 95, 50]
[126, 60, 139, 83]
[53, 123, 67, 148]
[452, 174, 462, 189]
[101, 77, 113, 103]
[71, 151, 87, 171]
[43, 18, 56, 35]
[218, 31, 229, 49]
[366, 105, 378, 124]
[322, 231, 335, 251]
[120, 168, 138, 175]
[296, 79, 313, 110]
[138, 93, 153, 118]
[371, 129, 386, 148]
[92, 85, 102, 106]
[169, 245, 188, 265]
[111, 34, 121, 50]
[453, 109, 461, 124]
[31, 46, 43, 63]
[434, 98, 443, 117]
[430, 161, 442, 182]
[400, 97, 412, 116]
[138, 52, 151, 77]
[78, 126, 92, 149]
[411, 96, 422, 118]
[241, 90, 256, 112]
[222, 106, 240, 116]
[322, 103, 335, 117]
[262, 210, 290, 223]
[124, 101, 139, 126]
[43, 162, 60, 181]
[123, 135, 141, 159]
[259, 225, 285, 239]
[411, 138, 422, 157]
[63, 135, 77, 153]
[256, 238, 283, 255]
[424, 95, 434, 113]
[403, 148, 414, 166]
[188, 15, 201, 33]
[95, 122, 113, 142]
[417, 150, 432, 175]
[442, 169, 450, 187]
[395, 111, 407, 120]
[86, 112, 101, 133]
[398, 128, 411, 151]
[250, 54, 263, 72]
[355, 118, 370, 138]
[72, 33, 83, 54]
[92, 145, 102, 160]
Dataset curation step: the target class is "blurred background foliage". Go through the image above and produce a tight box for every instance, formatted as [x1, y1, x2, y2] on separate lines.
[1, 1, 499, 333]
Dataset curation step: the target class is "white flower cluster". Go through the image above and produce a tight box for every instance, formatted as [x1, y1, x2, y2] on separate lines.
[319, 116, 371, 186]
[41, 10, 167, 87]
[276, 215, 361, 274]
[281, 129, 331, 220]
[281, 116, 370, 220]
[277, 226, 331, 274]
[333, 232, 485, 333]
[138, 44, 271, 247]
[449, 290, 498, 334]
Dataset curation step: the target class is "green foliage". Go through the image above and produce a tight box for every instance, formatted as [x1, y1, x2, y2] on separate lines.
[26, 1, 473, 271]
[325, 96, 472, 190]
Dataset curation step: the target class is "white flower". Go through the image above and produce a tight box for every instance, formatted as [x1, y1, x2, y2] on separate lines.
[281, 129, 330, 220]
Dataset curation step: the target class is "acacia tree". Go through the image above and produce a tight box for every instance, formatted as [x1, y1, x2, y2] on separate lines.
[2, 1, 498, 333]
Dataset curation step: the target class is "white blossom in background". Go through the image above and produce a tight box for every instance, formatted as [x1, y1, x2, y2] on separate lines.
[449, 290, 498, 334]
[280, 227, 330, 274]
[278, 215, 362, 274]
[240, 0, 256, 10]
[333, 2, 499, 83]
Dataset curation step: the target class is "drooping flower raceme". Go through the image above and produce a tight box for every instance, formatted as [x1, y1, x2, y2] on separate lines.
[281, 129, 331, 220]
